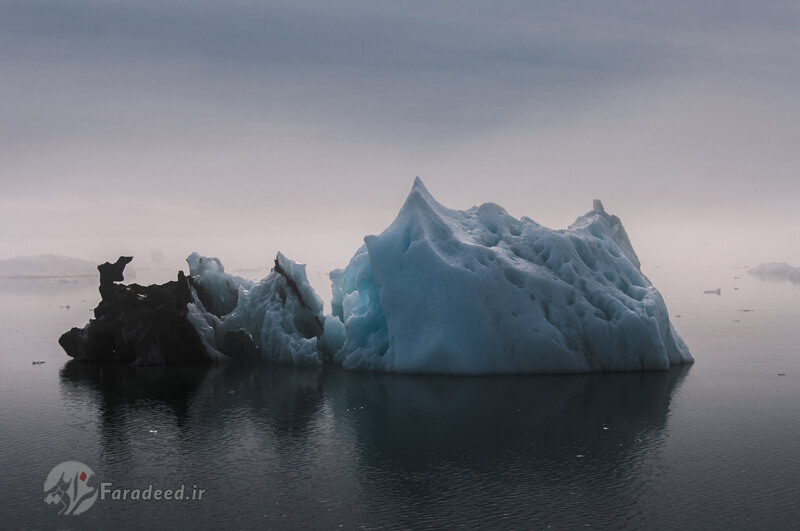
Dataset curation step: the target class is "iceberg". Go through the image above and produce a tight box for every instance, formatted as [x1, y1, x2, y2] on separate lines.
[59, 178, 691, 374]
[0, 254, 98, 279]
[330, 178, 692, 374]
[59, 257, 216, 365]
[748, 262, 800, 283]
[58, 253, 337, 366]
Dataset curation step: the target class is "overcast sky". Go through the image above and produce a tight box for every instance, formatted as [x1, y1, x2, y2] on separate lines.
[2, 0, 799, 287]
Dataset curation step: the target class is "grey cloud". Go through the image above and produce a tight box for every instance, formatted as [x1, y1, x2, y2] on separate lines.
[2, 0, 800, 271]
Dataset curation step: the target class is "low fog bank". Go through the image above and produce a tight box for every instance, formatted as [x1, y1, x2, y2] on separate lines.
[3, 208, 796, 311]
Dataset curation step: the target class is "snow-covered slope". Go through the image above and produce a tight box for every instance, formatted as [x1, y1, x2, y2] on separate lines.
[330, 178, 692, 374]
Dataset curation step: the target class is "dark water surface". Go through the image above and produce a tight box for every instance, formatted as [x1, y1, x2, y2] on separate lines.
[1, 268, 799, 529]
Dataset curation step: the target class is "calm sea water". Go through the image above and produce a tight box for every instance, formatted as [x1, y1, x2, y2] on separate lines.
[1, 265, 798, 529]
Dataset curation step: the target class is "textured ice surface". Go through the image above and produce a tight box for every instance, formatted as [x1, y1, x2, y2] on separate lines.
[187, 252, 253, 317]
[188, 252, 331, 365]
[330, 178, 692, 374]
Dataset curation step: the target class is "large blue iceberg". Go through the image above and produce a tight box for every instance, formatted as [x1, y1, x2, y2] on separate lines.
[186, 178, 690, 374]
[329, 178, 691, 374]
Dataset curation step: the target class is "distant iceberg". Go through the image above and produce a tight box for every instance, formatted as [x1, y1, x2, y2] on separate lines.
[329, 178, 692, 374]
[0, 254, 97, 279]
[748, 262, 800, 283]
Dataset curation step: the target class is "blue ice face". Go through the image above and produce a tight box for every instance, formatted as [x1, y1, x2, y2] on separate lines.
[330, 178, 691, 374]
